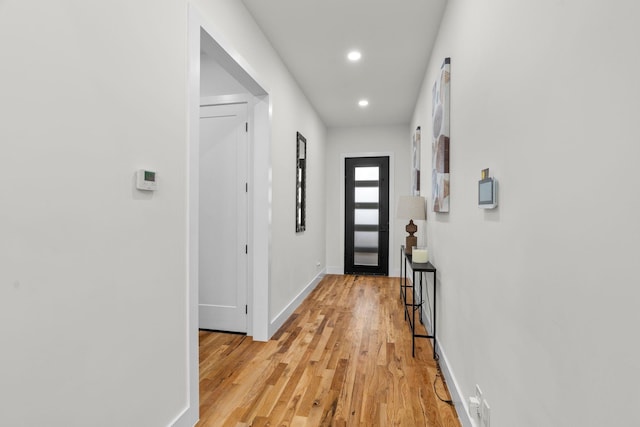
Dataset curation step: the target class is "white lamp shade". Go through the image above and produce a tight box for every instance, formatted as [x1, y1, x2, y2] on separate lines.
[396, 195, 426, 220]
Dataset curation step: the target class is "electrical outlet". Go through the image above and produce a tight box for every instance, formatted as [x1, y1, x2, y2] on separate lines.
[469, 385, 483, 422]
[469, 384, 484, 427]
[468, 396, 480, 418]
[475, 384, 483, 403]
[481, 399, 491, 427]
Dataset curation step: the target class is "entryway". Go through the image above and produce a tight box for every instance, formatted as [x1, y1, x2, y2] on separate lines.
[344, 156, 390, 275]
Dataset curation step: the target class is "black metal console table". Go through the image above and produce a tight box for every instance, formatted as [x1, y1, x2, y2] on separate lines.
[400, 245, 437, 358]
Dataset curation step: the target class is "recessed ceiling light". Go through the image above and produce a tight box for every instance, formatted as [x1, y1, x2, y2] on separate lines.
[347, 50, 362, 62]
[358, 99, 369, 107]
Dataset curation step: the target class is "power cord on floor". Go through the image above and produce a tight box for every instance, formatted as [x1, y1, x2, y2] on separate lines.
[433, 352, 454, 405]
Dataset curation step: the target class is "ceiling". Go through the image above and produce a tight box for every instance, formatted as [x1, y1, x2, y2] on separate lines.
[241, 0, 447, 128]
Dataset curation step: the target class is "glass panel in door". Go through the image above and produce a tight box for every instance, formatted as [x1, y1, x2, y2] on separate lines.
[353, 166, 380, 266]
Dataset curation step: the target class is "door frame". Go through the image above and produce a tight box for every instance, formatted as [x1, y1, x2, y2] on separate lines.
[339, 152, 395, 276]
[344, 156, 390, 275]
[179, 6, 272, 426]
[190, 17, 272, 338]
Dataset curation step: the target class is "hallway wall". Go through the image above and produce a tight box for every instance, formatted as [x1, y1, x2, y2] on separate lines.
[413, 0, 640, 425]
[0, 1, 188, 425]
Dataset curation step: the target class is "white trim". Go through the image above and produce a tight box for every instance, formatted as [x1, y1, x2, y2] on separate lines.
[437, 344, 475, 427]
[200, 94, 251, 106]
[417, 279, 474, 427]
[174, 7, 202, 427]
[167, 406, 190, 427]
[250, 96, 271, 342]
[340, 152, 395, 276]
[269, 269, 326, 337]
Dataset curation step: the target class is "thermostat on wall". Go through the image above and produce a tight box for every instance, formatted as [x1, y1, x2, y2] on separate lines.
[478, 169, 497, 209]
[136, 169, 157, 191]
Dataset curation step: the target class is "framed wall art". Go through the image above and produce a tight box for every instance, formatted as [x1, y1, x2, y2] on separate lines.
[432, 57, 451, 213]
[296, 132, 306, 232]
[411, 126, 421, 196]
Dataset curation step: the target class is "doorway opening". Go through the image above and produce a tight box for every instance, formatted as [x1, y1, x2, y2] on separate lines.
[181, 7, 271, 426]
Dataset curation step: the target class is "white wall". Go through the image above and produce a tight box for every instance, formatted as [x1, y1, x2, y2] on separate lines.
[413, 1, 640, 426]
[325, 126, 411, 276]
[200, 53, 247, 97]
[0, 1, 187, 425]
[0, 1, 327, 426]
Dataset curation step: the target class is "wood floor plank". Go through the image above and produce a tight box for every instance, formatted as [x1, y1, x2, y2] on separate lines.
[197, 274, 461, 427]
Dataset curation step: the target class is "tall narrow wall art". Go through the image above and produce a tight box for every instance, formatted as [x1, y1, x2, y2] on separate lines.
[412, 126, 421, 196]
[432, 57, 451, 212]
[296, 132, 307, 232]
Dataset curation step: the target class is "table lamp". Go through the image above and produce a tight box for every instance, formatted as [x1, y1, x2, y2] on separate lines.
[396, 195, 426, 255]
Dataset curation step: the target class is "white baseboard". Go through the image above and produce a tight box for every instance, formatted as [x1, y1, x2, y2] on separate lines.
[418, 291, 475, 427]
[269, 268, 326, 337]
[169, 404, 196, 427]
[436, 339, 475, 427]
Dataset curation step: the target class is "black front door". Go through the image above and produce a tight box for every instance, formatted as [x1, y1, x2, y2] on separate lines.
[344, 156, 390, 275]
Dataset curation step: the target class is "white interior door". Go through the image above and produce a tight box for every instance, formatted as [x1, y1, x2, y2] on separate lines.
[199, 103, 248, 333]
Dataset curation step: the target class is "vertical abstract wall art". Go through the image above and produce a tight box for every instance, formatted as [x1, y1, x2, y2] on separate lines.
[412, 126, 421, 196]
[432, 57, 451, 212]
[296, 132, 307, 232]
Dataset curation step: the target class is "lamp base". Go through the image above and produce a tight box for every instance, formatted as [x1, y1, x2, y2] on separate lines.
[405, 219, 418, 254]
[405, 236, 417, 255]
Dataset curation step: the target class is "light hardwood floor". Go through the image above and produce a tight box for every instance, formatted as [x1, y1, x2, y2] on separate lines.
[197, 274, 461, 427]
